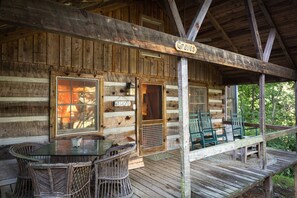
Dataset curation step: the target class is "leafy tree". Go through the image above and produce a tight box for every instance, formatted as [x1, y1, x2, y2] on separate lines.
[238, 82, 296, 151]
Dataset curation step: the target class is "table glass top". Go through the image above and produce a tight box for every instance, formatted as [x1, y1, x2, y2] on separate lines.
[30, 139, 114, 156]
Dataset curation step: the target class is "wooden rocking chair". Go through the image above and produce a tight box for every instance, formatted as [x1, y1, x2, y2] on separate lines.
[189, 113, 217, 149]
[199, 111, 228, 143]
[231, 112, 258, 140]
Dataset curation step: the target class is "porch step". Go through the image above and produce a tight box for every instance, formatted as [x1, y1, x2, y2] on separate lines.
[129, 155, 144, 170]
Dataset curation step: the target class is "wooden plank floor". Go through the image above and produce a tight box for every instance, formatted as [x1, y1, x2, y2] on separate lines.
[130, 148, 297, 198]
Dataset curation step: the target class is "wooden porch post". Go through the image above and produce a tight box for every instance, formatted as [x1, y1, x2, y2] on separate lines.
[264, 176, 273, 197]
[294, 164, 297, 197]
[178, 57, 191, 197]
[295, 81, 297, 153]
[224, 86, 228, 120]
[259, 74, 267, 169]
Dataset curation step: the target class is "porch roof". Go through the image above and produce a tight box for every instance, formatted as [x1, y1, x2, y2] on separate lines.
[0, 0, 296, 84]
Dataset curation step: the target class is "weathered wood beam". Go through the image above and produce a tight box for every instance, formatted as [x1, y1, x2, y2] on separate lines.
[263, 28, 276, 62]
[189, 136, 264, 161]
[265, 126, 297, 141]
[223, 121, 291, 131]
[0, 0, 296, 80]
[244, 0, 263, 60]
[257, 0, 296, 68]
[264, 176, 273, 198]
[295, 81, 297, 153]
[177, 58, 191, 197]
[167, 1, 190, 197]
[207, 12, 238, 53]
[187, 0, 212, 41]
[166, 0, 186, 38]
[295, 164, 297, 198]
[259, 74, 267, 169]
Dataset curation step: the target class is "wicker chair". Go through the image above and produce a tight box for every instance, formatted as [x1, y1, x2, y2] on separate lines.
[8, 142, 46, 198]
[94, 143, 136, 198]
[28, 161, 92, 198]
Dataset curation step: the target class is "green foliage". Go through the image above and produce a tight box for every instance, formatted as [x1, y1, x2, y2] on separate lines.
[238, 82, 295, 127]
[238, 82, 296, 151]
[267, 135, 296, 151]
[273, 174, 294, 188]
[239, 82, 296, 178]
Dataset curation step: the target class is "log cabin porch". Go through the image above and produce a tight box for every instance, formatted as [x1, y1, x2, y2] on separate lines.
[130, 148, 297, 198]
[1, 0, 297, 197]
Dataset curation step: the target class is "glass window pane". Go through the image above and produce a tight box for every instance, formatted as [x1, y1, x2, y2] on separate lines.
[72, 80, 85, 90]
[58, 92, 71, 105]
[189, 86, 207, 113]
[58, 79, 70, 91]
[56, 77, 98, 135]
[85, 92, 96, 104]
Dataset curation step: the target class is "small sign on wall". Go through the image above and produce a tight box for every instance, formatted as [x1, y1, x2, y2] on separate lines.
[114, 101, 132, 107]
[175, 40, 197, 54]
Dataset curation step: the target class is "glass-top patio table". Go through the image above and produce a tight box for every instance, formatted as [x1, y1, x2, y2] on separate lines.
[30, 139, 114, 159]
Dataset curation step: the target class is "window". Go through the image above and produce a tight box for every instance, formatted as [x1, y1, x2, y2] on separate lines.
[56, 77, 99, 135]
[140, 15, 164, 58]
[226, 85, 237, 120]
[142, 84, 163, 120]
[189, 86, 207, 113]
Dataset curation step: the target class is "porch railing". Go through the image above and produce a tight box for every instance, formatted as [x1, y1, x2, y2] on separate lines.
[189, 124, 297, 162]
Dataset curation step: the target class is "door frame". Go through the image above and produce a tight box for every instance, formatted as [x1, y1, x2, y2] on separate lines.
[136, 78, 167, 156]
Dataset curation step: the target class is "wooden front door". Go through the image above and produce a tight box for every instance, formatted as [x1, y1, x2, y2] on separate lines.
[137, 80, 166, 156]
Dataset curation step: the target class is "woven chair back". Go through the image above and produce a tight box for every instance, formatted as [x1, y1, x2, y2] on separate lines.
[94, 143, 136, 198]
[29, 161, 92, 198]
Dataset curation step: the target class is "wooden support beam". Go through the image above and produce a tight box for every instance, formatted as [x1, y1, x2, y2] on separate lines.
[187, 0, 212, 41]
[244, 0, 263, 60]
[167, 1, 191, 197]
[178, 57, 191, 197]
[295, 164, 297, 198]
[223, 121, 292, 132]
[166, 0, 186, 38]
[259, 74, 267, 169]
[295, 81, 297, 153]
[264, 176, 273, 198]
[224, 86, 228, 120]
[265, 126, 297, 141]
[0, 0, 296, 80]
[263, 28, 276, 62]
[190, 135, 264, 161]
[257, 0, 296, 68]
[207, 12, 238, 53]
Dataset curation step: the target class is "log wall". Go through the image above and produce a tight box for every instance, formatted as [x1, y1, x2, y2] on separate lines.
[0, 1, 224, 152]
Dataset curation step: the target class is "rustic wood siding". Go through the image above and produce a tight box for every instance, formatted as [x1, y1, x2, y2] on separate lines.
[0, 1, 223, 149]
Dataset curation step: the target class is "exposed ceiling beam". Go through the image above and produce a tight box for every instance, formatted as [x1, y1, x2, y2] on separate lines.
[187, 0, 212, 41]
[244, 0, 264, 60]
[0, 0, 296, 80]
[206, 12, 238, 53]
[257, 0, 296, 68]
[166, 0, 186, 38]
[263, 28, 276, 62]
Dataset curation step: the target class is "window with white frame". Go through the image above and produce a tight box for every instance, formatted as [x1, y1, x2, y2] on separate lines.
[189, 86, 207, 114]
[56, 77, 99, 135]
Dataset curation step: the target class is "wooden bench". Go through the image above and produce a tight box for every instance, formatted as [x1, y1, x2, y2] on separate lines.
[0, 159, 18, 195]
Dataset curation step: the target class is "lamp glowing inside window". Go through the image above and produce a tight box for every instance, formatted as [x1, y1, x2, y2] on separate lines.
[57, 77, 98, 135]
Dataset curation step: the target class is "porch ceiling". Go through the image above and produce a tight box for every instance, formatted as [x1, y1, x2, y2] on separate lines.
[0, 0, 296, 85]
